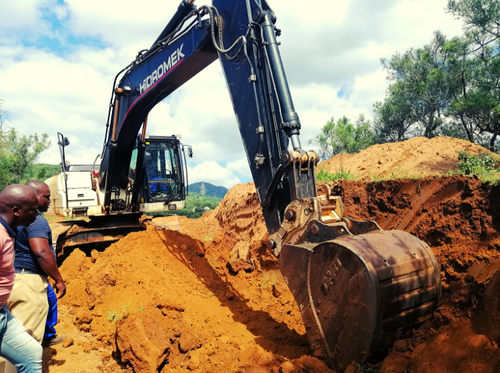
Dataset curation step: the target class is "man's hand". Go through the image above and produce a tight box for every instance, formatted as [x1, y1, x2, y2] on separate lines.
[54, 279, 66, 299]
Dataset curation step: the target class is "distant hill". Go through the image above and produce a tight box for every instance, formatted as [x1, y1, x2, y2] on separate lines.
[188, 182, 228, 198]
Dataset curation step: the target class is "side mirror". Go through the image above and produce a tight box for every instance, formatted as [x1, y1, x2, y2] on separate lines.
[187, 146, 193, 158]
[64, 137, 70, 146]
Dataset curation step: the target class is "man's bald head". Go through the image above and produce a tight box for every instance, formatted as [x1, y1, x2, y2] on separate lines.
[0, 185, 37, 211]
[25, 180, 47, 194]
[25, 180, 51, 212]
[0, 184, 39, 228]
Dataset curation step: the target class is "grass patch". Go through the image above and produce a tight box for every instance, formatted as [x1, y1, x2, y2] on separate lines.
[457, 151, 499, 175]
[371, 166, 422, 181]
[107, 310, 119, 323]
[259, 273, 277, 290]
[106, 302, 132, 322]
[388, 166, 421, 180]
[316, 166, 422, 182]
[477, 173, 500, 184]
[316, 168, 358, 182]
[445, 151, 500, 183]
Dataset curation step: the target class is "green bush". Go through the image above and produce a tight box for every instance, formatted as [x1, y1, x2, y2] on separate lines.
[457, 151, 498, 176]
[154, 192, 222, 219]
[316, 168, 358, 182]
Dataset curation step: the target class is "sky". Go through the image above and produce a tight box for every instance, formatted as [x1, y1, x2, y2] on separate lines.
[0, 0, 465, 189]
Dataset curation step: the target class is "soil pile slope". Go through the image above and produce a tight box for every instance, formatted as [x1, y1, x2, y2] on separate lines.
[47, 137, 500, 373]
[318, 136, 494, 179]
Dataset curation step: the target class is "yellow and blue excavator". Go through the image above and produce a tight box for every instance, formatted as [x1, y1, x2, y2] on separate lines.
[45, 1, 442, 370]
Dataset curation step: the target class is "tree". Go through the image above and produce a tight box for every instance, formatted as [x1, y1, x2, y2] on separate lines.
[0, 100, 12, 187]
[447, 0, 500, 49]
[445, 0, 500, 150]
[309, 115, 375, 160]
[0, 102, 51, 187]
[376, 4, 500, 149]
[0, 99, 7, 128]
[379, 31, 463, 139]
[422, 22, 499, 150]
[446, 45, 500, 148]
[373, 81, 417, 143]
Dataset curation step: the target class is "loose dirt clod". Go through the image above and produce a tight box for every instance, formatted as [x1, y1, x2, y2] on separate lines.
[49, 137, 500, 373]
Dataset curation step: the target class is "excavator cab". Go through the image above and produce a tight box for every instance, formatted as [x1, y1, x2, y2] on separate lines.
[145, 139, 182, 200]
[129, 134, 192, 213]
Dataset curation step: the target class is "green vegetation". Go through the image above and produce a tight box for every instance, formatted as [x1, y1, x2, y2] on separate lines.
[316, 168, 358, 182]
[372, 1, 500, 149]
[311, 1, 500, 152]
[162, 192, 222, 219]
[316, 167, 424, 183]
[446, 0, 500, 48]
[259, 273, 277, 290]
[309, 115, 376, 160]
[458, 151, 497, 175]
[107, 302, 135, 322]
[0, 101, 52, 188]
[30, 163, 61, 181]
[451, 151, 500, 180]
[386, 167, 420, 181]
[442, 151, 500, 183]
[107, 310, 119, 323]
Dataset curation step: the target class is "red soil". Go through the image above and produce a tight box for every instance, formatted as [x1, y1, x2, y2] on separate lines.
[46, 137, 500, 373]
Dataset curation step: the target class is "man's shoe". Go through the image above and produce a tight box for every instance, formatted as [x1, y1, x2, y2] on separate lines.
[42, 335, 66, 348]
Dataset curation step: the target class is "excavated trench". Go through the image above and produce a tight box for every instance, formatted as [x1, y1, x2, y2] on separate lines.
[45, 137, 500, 373]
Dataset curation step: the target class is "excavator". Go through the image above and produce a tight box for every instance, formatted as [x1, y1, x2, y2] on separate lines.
[45, 130, 192, 252]
[47, 131, 191, 217]
[45, 0, 442, 370]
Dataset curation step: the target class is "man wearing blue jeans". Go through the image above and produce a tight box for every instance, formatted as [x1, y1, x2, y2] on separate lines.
[0, 184, 42, 372]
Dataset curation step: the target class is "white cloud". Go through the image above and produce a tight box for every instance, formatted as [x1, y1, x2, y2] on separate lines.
[0, 0, 466, 189]
[188, 161, 240, 189]
[0, 0, 46, 30]
[226, 157, 252, 180]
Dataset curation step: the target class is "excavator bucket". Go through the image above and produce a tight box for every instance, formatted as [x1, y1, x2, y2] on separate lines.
[278, 222, 441, 371]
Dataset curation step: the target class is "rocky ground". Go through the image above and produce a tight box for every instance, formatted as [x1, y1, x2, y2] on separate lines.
[44, 137, 500, 373]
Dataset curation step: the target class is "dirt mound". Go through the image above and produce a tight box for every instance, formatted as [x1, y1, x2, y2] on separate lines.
[47, 174, 500, 373]
[318, 136, 494, 179]
[45, 138, 500, 373]
[58, 209, 316, 372]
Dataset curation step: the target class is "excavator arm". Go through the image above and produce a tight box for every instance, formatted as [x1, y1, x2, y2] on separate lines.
[100, 0, 315, 227]
[98, 1, 442, 370]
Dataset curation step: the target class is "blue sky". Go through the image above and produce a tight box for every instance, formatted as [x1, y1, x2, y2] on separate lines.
[0, 0, 464, 189]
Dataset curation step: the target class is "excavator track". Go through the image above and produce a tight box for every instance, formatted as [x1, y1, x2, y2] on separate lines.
[51, 214, 182, 264]
[278, 220, 441, 371]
